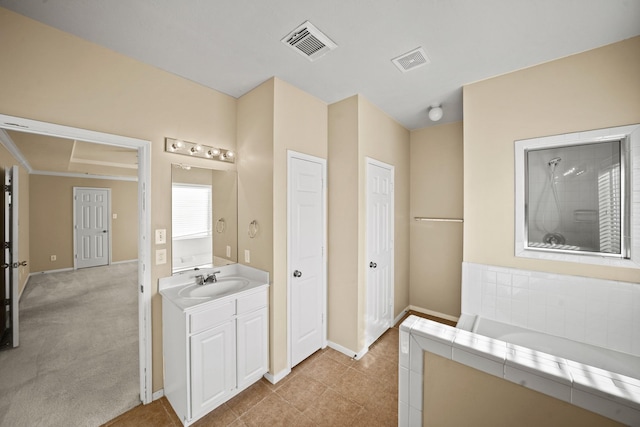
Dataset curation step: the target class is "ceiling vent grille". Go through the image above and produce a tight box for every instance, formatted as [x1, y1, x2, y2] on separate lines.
[282, 21, 337, 61]
[392, 47, 430, 72]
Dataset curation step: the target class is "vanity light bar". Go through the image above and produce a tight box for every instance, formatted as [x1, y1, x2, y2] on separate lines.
[165, 137, 235, 163]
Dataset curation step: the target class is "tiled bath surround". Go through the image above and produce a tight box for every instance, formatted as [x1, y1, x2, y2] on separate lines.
[399, 316, 640, 426]
[461, 262, 640, 356]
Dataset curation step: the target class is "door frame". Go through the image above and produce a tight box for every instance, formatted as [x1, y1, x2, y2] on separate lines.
[286, 150, 327, 371]
[0, 114, 153, 404]
[365, 157, 395, 347]
[73, 187, 112, 270]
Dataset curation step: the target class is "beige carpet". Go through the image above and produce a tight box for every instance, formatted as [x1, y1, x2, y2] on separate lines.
[0, 262, 140, 427]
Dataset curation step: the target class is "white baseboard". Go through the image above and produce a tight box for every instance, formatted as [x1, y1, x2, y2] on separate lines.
[29, 267, 74, 276]
[263, 368, 290, 384]
[394, 307, 410, 326]
[152, 389, 164, 401]
[327, 340, 368, 360]
[111, 259, 138, 265]
[408, 305, 459, 323]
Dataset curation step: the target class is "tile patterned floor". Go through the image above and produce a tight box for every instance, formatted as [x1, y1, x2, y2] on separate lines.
[103, 312, 454, 427]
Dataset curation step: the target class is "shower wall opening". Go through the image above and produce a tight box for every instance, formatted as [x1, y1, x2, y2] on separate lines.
[525, 138, 630, 258]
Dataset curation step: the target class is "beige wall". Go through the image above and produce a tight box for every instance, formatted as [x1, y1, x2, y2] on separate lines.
[423, 352, 622, 426]
[29, 175, 138, 272]
[328, 95, 410, 354]
[409, 122, 463, 318]
[328, 96, 360, 352]
[0, 8, 237, 391]
[237, 77, 328, 376]
[272, 78, 328, 373]
[0, 147, 30, 295]
[463, 36, 640, 282]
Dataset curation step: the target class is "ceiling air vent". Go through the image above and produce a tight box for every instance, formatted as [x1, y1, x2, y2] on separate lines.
[392, 47, 430, 73]
[282, 21, 337, 61]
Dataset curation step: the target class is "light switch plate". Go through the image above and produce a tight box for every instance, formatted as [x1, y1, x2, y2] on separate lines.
[155, 229, 166, 245]
[244, 250, 250, 263]
[156, 249, 167, 265]
[226, 245, 231, 258]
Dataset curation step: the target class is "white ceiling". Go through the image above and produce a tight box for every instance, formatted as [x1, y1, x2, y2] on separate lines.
[2, 0, 640, 130]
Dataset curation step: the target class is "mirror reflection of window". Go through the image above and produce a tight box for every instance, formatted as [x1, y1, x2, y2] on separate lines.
[525, 139, 629, 258]
[172, 183, 213, 271]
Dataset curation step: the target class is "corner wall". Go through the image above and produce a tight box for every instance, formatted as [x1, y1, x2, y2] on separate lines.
[328, 95, 410, 354]
[409, 122, 463, 319]
[463, 36, 640, 283]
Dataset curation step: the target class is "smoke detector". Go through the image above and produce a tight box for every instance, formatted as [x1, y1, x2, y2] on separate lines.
[282, 21, 337, 61]
[392, 47, 430, 73]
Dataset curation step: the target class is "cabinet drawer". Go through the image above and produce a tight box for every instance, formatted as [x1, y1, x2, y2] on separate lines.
[237, 289, 268, 315]
[190, 300, 235, 334]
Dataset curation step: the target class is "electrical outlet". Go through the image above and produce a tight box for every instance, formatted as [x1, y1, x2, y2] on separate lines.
[226, 245, 231, 258]
[112, 213, 118, 219]
[50, 255, 56, 261]
[244, 250, 250, 263]
[155, 229, 166, 245]
[156, 249, 167, 265]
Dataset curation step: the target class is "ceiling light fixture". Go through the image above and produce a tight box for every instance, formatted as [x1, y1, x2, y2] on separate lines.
[165, 137, 235, 163]
[428, 105, 443, 122]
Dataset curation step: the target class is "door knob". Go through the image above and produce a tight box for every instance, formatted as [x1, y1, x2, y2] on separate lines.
[102, 230, 108, 233]
[369, 262, 377, 268]
[293, 270, 302, 278]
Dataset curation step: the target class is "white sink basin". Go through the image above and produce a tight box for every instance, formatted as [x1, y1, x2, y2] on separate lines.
[178, 278, 251, 299]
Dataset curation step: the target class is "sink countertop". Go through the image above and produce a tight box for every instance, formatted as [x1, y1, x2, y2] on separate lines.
[159, 264, 269, 311]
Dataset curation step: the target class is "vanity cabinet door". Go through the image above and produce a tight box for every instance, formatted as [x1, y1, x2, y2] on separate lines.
[236, 307, 268, 389]
[190, 319, 236, 419]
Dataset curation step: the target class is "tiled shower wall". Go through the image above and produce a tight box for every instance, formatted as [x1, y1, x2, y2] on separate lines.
[461, 262, 640, 357]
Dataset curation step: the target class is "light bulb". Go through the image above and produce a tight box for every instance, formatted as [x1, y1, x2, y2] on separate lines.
[428, 105, 443, 122]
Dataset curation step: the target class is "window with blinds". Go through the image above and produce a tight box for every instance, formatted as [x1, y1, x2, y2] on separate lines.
[172, 184, 212, 240]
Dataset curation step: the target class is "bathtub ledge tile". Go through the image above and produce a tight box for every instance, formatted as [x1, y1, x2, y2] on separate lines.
[569, 367, 640, 410]
[504, 365, 572, 402]
[505, 343, 572, 385]
[452, 347, 504, 378]
[452, 329, 507, 363]
[571, 388, 640, 426]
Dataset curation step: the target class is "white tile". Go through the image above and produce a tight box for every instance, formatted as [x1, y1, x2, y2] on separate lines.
[512, 274, 529, 288]
[409, 369, 423, 411]
[495, 297, 512, 323]
[483, 270, 497, 284]
[571, 389, 640, 426]
[409, 336, 424, 373]
[452, 348, 504, 378]
[412, 335, 451, 360]
[399, 331, 410, 368]
[398, 401, 409, 427]
[504, 365, 571, 402]
[408, 407, 422, 427]
[399, 366, 409, 404]
[497, 272, 511, 287]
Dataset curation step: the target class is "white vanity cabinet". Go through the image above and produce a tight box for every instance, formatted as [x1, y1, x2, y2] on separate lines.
[162, 285, 268, 426]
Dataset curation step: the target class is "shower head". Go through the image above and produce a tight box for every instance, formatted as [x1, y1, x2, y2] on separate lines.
[548, 157, 562, 167]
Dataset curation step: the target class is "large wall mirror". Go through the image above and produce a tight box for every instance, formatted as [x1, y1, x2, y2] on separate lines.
[515, 123, 640, 268]
[171, 164, 238, 273]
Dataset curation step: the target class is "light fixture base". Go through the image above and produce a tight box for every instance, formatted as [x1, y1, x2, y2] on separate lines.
[165, 137, 235, 163]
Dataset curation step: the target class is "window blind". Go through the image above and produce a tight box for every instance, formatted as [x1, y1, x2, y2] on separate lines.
[172, 184, 212, 239]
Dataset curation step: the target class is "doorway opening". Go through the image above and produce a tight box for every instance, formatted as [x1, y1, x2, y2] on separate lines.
[0, 114, 152, 405]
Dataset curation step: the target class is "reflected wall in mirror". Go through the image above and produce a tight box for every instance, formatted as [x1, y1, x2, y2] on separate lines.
[171, 164, 238, 273]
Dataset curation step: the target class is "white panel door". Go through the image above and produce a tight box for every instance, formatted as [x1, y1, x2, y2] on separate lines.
[289, 153, 326, 367]
[366, 159, 394, 348]
[74, 188, 110, 269]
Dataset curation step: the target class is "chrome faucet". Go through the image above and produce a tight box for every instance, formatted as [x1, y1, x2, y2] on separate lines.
[205, 271, 221, 284]
[195, 274, 205, 286]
